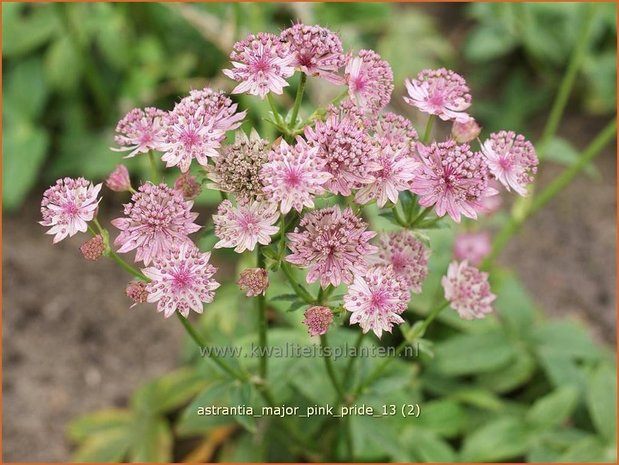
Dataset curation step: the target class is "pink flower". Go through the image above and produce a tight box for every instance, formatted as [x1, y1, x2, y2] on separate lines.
[174, 173, 202, 200]
[286, 206, 377, 288]
[345, 50, 393, 112]
[481, 131, 538, 196]
[452, 117, 481, 143]
[126, 280, 148, 308]
[404, 68, 472, 123]
[162, 88, 245, 172]
[80, 235, 106, 261]
[238, 268, 269, 297]
[143, 244, 220, 318]
[280, 23, 345, 83]
[223, 32, 295, 98]
[442, 260, 495, 320]
[344, 266, 410, 338]
[106, 165, 132, 192]
[213, 200, 279, 253]
[477, 179, 503, 215]
[111, 183, 200, 265]
[40, 177, 102, 243]
[375, 112, 419, 156]
[112, 107, 167, 157]
[453, 232, 491, 266]
[305, 106, 376, 196]
[371, 231, 430, 293]
[303, 306, 334, 337]
[411, 140, 497, 223]
[261, 137, 331, 214]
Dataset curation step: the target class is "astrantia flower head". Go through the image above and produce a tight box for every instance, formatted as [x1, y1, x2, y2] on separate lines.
[404, 68, 472, 123]
[305, 106, 376, 196]
[80, 235, 106, 261]
[452, 117, 481, 143]
[106, 164, 132, 193]
[371, 231, 430, 293]
[162, 88, 245, 172]
[442, 260, 495, 320]
[375, 112, 419, 156]
[40, 177, 102, 243]
[207, 130, 269, 201]
[213, 199, 279, 253]
[286, 206, 378, 288]
[454, 232, 491, 266]
[344, 266, 410, 338]
[303, 306, 333, 337]
[345, 49, 394, 112]
[111, 183, 200, 265]
[126, 280, 148, 308]
[174, 172, 202, 200]
[261, 137, 331, 214]
[113, 107, 167, 157]
[280, 23, 345, 83]
[481, 131, 538, 196]
[411, 140, 497, 223]
[238, 268, 269, 297]
[143, 244, 220, 318]
[223, 32, 295, 98]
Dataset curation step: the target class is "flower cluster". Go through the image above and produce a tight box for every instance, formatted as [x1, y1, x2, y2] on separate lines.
[41, 22, 538, 334]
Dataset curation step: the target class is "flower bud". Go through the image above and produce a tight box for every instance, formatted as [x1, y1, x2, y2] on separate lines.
[106, 165, 132, 192]
[174, 173, 202, 200]
[303, 306, 333, 337]
[80, 235, 105, 261]
[126, 280, 148, 308]
[451, 118, 481, 143]
[237, 268, 269, 297]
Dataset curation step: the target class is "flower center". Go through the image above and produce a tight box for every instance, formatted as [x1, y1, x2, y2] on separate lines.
[172, 268, 193, 291]
[63, 202, 79, 216]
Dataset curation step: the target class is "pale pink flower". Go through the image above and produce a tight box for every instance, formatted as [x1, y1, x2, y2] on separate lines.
[345, 50, 393, 112]
[223, 32, 295, 98]
[305, 106, 376, 196]
[481, 131, 538, 196]
[162, 88, 245, 172]
[453, 232, 491, 267]
[238, 268, 269, 297]
[261, 137, 331, 214]
[213, 200, 279, 253]
[375, 112, 419, 156]
[344, 266, 410, 338]
[40, 177, 102, 243]
[126, 280, 148, 308]
[286, 206, 377, 288]
[174, 173, 202, 200]
[477, 179, 503, 215]
[112, 107, 167, 157]
[452, 118, 481, 143]
[206, 130, 268, 201]
[442, 260, 495, 320]
[280, 23, 345, 83]
[143, 244, 220, 318]
[303, 306, 334, 337]
[111, 183, 200, 265]
[411, 140, 497, 223]
[106, 165, 132, 192]
[404, 68, 472, 123]
[80, 235, 106, 261]
[371, 231, 430, 293]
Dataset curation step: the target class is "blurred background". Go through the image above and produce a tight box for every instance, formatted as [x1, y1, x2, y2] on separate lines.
[2, 2, 616, 461]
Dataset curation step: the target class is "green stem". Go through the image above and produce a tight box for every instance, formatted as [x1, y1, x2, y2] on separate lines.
[109, 251, 148, 281]
[422, 115, 435, 144]
[280, 261, 315, 304]
[267, 93, 284, 126]
[148, 151, 160, 184]
[343, 331, 366, 384]
[409, 206, 432, 228]
[539, 4, 596, 150]
[256, 246, 268, 380]
[320, 333, 346, 400]
[289, 73, 307, 130]
[483, 117, 616, 268]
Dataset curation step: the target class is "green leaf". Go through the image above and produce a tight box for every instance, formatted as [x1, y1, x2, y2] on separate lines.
[129, 415, 172, 462]
[477, 350, 536, 393]
[2, 4, 59, 58]
[271, 293, 299, 302]
[451, 388, 504, 411]
[559, 436, 615, 462]
[45, 37, 81, 92]
[586, 363, 617, 441]
[537, 349, 587, 389]
[464, 25, 517, 62]
[404, 428, 456, 462]
[72, 429, 131, 462]
[461, 416, 530, 462]
[67, 408, 134, 443]
[433, 330, 516, 376]
[526, 385, 580, 430]
[4, 57, 48, 122]
[414, 399, 465, 438]
[176, 380, 239, 436]
[491, 272, 536, 335]
[533, 320, 604, 361]
[2, 121, 49, 211]
[541, 137, 599, 177]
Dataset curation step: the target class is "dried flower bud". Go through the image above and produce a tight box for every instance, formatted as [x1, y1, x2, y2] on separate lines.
[451, 118, 481, 143]
[126, 280, 148, 308]
[174, 173, 202, 200]
[80, 235, 105, 261]
[303, 306, 333, 337]
[237, 268, 269, 297]
[106, 165, 132, 192]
